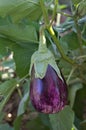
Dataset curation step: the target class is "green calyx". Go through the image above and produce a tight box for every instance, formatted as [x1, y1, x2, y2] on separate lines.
[29, 27, 63, 81]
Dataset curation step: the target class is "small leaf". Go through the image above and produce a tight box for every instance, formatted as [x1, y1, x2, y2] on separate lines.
[49, 106, 74, 130]
[17, 80, 30, 116]
[0, 79, 17, 112]
[69, 83, 83, 108]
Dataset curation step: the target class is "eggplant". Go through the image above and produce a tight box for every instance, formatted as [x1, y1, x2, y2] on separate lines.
[30, 65, 68, 114]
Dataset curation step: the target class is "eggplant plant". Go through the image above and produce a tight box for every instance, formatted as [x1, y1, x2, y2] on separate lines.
[0, 0, 86, 130]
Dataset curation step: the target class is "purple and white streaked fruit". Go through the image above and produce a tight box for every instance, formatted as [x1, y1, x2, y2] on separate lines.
[30, 65, 68, 114]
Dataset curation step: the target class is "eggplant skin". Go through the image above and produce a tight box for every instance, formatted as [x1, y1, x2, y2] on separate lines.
[30, 65, 68, 114]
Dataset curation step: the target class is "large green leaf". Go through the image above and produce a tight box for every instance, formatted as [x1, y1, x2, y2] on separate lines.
[49, 106, 74, 130]
[0, 79, 17, 112]
[0, 17, 38, 42]
[0, 0, 42, 22]
[0, 37, 38, 77]
[12, 42, 38, 77]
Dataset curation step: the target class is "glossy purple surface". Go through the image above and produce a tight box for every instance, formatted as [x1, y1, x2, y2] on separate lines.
[30, 65, 68, 114]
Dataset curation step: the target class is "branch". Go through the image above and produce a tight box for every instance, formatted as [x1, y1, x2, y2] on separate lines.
[47, 26, 77, 65]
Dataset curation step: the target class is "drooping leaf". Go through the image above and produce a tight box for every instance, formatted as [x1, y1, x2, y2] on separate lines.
[0, 79, 17, 113]
[49, 106, 74, 130]
[69, 83, 83, 108]
[17, 80, 30, 116]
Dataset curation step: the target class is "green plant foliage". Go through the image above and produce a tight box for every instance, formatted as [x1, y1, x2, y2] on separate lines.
[0, 123, 14, 130]
[68, 83, 83, 108]
[14, 115, 22, 130]
[77, 0, 86, 17]
[0, 0, 42, 22]
[17, 81, 30, 116]
[49, 106, 74, 130]
[0, 17, 38, 42]
[26, 116, 50, 130]
[60, 31, 80, 51]
[0, 79, 17, 113]
[73, 85, 86, 120]
[12, 42, 38, 77]
[72, 0, 82, 5]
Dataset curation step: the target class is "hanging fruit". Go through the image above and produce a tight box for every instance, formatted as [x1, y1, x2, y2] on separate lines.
[29, 27, 68, 114]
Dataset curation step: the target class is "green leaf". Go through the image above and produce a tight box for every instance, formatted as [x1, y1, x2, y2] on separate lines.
[0, 123, 14, 130]
[39, 113, 52, 129]
[0, 37, 13, 56]
[0, 18, 38, 42]
[60, 31, 79, 51]
[13, 42, 38, 77]
[27, 116, 50, 130]
[69, 83, 83, 108]
[77, 0, 86, 17]
[0, 36, 38, 77]
[17, 80, 30, 116]
[14, 115, 22, 130]
[73, 85, 86, 120]
[0, 0, 42, 22]
[49, 106, 74, 130]
[0, 79, 17, 112]
[72, 0, 82, 5]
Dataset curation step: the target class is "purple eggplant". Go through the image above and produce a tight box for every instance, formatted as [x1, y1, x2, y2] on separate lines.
[30, 64, 68, 114]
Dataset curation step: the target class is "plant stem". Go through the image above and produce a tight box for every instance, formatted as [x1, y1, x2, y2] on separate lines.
[49, 0, 58, 26]
[73, 16, 83, 55]
[47, 26, 76, 65]
[40, 0, 77, 65]
[17, 87, 22, 99]
[76, 55, 86, 60]
[57, 11, 73, 18]
[67, 67, 76, 84]
[40, 0, 49, 25]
